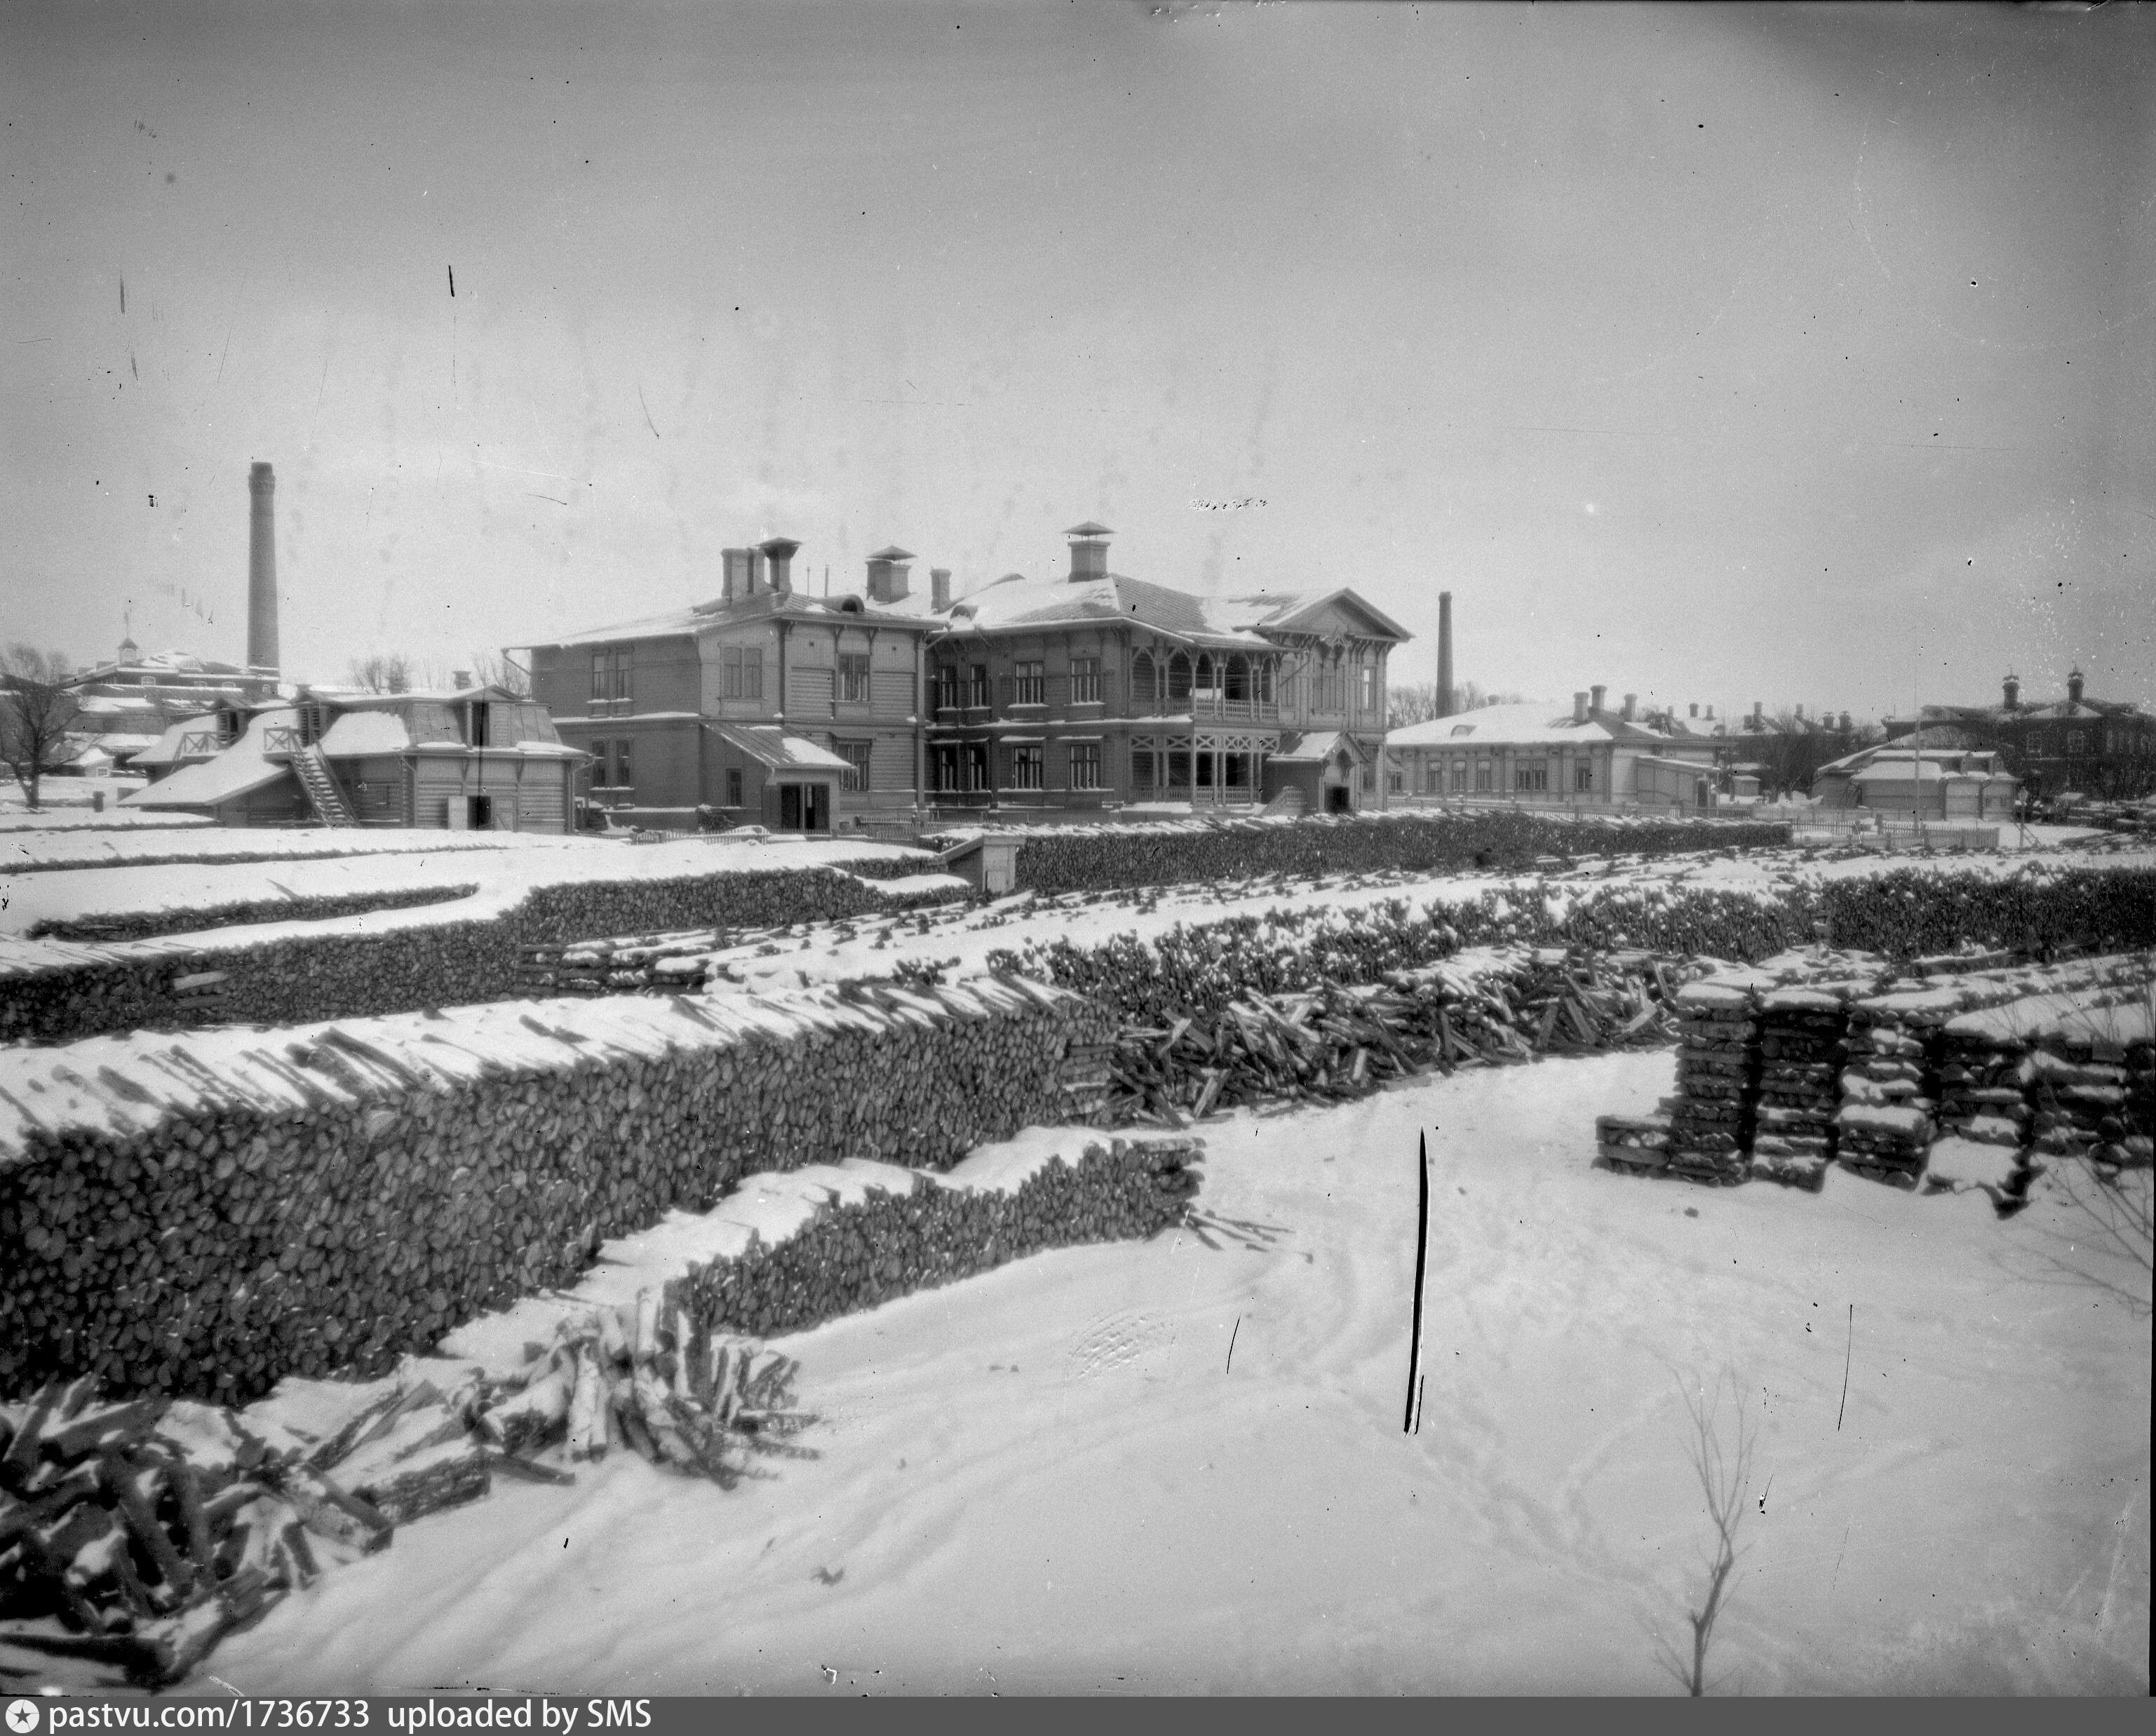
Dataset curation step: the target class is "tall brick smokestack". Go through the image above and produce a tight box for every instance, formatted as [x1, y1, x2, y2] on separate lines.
[1436, 591, 1454, 718]
[247, 462, 279, 673]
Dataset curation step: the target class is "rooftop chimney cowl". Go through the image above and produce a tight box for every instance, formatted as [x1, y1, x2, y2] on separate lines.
[1065, 521, 1112, 582]
[757, 537, 801, 596]
[1590, 684, 1607, 714]
[2066, 668, 2084, 706]
[931, 567, 952, 612]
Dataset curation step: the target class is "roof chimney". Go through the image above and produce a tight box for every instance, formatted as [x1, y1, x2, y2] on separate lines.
[865, 545, 915, 605]
[1751, 700, 1764, 726]
[1065, 521, 1112, 582]
[722, 547, 766, 601]
[757, 537, 800, 596]
[1590, 684, 1606, 715]
[1688, 702, 1699, 719]
[930, 567, 952, 612]
[247, 461, 279, 673]
[1573, 690, 1589, 725]
[2066, 668, 2084, 706]
[1794, 703, 1805, 722]
[1705, 704, 1715, 722]
[1839, 711, 1852, 733]
[1622, 692, 1637, 722]
[452, 670, 472, 690]
[1436, 591, 1455, 719]
[2002, 673, 2019, 711]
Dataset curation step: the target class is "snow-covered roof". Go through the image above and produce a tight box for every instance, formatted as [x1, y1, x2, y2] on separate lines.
[706, 724, 852, 772]
[525, 588, 939, 651]
[124, 716, 226, 768]
[1271, 730, 1356, 765]
[119, 707, 299, 809]
[320, 709, 413, 756]
[934, 571, 1407, 650]
[1390, 703, 1607, 748]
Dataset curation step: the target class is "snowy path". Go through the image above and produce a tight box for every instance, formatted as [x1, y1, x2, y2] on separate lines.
[207, 1052, 2150, 1695]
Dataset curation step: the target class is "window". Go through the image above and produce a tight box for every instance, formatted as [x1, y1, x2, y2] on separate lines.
[722, 645, 764, 701]
[936, 666, 962, 712]
[1575, 762, 1594, 792]
[835, 739, 872, 792]
[1423, 762, 1442, 795]
[588, 739, 610, 786]
[1193, 654, 1218, 699]
[1166, 653, 1192, 703]
[589, 649, 628, 708]
[1070, 657, 1100, 704]
[1360, 765, 1376, 792]
[1014, 660, 1044, 706]
[964, 741, 990, 790]
[931, 745, 958, 793]
[1474, 762, 1493, 793]
[838, 653, 872, 704]
[1013, 744, 1044, 790]
[1515, 762, 1548, 793]
[726, 767, 743, 807]
[1388, 770, 1404, 795]
[969, 664, 991, 708]
[1131, 652, 1157, 705]
[2066, 731, 2086, 755]
[1131, 747, 1155, 790]
[1069, 742, 1101, 789]
[467, 702, 490, 748]
[612, 739, 633, 790]
[1359, 664, 1377, 714]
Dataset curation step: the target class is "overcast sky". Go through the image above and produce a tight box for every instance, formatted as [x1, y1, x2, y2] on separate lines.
[6, 1, 2152, 718]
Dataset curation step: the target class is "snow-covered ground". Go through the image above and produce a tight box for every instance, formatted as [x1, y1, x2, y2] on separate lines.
[207, 1052, 2151, 1695]
[0, 778, 207, 831]
[1, 825, 596, 875]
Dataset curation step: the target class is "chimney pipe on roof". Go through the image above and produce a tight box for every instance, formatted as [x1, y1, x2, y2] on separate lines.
[2066, 668, 2084, 706]
[1622, 692, 1637, 721]
[1839, 711, 1852, 733]
[757, 537, 800, 595]
[930, 567, 952, 612]
[1065, 522, 1111, 582]
[1436, 591, 1455, 719]
[865, 546, 915, 605]
[1751, 700, 1764, 725]
[2002, 673, 2019, 711]
[1705, 704, 1715, 721]
[1590, 684, 1606, 715]
[1794, 703, 1805, 721]
[247, 462, 279, 673]
[1572, 691, 1589, 725]
[452, 670, 472, 690]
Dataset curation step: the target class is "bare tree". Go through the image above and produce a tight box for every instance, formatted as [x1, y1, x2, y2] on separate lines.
[1652, 1369, 1756, 1696]
[0, 645, 85, 809]
[1387, 678, 1521, 729]
[347, 652, 415, 694]
[467, 650, 533, 698]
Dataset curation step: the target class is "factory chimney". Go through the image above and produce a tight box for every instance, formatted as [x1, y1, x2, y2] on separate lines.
[247, 462, 279, 673]
[1436, 591, 1455, 719]
[930, 567, 952, 612]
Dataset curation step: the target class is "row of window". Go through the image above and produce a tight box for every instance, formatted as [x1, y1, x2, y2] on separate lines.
[930, 742, 1103, 792]
[929, 653, 1377, 715]
[1415, 760, 1596, 795]
[595, 646, 880, 707]
[584, 737, 880, 799]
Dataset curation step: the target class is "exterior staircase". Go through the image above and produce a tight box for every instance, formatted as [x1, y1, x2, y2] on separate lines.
[1260, 786, 1307, 819]
[291, 743, 358, 826]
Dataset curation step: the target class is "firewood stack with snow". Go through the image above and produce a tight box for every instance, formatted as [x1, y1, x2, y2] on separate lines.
[1663, 984, 1760, 1185]
[2028, 1039, 2148, 1167]
[1835, 997, 1941, 1188]
[1594, 1112, 1671, 1175]
[1935, 1029, 2035, 1150]
[1749, 988, 1850, 1190]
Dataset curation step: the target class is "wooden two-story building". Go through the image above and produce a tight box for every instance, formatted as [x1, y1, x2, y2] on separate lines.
[520, 539, 941, 833]
[924, 524, 1408, 816]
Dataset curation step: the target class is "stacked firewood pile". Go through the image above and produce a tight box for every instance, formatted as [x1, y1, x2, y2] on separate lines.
[1096, 948, 1686, 1124]
[686, 1138, 1205, 1338]
[1, 978, 1110, 1403]
[1750, 988, 1853, 1189]
[0, 856, 941, 1047]
[1595, 1113, 1671, 1176]
[2028, 1032, 2152, 1165]
[1663, 985, 1760, 1185]
[1836, 997, 1943, 1188]
[1936, 1029, 2035, 1150]
[0, 1313, 810, 1687]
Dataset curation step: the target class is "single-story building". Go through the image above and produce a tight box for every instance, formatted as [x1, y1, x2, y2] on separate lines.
[1384, 692, 1723, 812]
[122, 685, 584, 830]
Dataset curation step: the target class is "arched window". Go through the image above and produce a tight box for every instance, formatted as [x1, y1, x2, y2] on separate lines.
[1131, 651, 1157, 706]
[1225, 656, 1251, 702]
[1166, 652, 1192, 703]
[1192, 654, 1215, 696]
